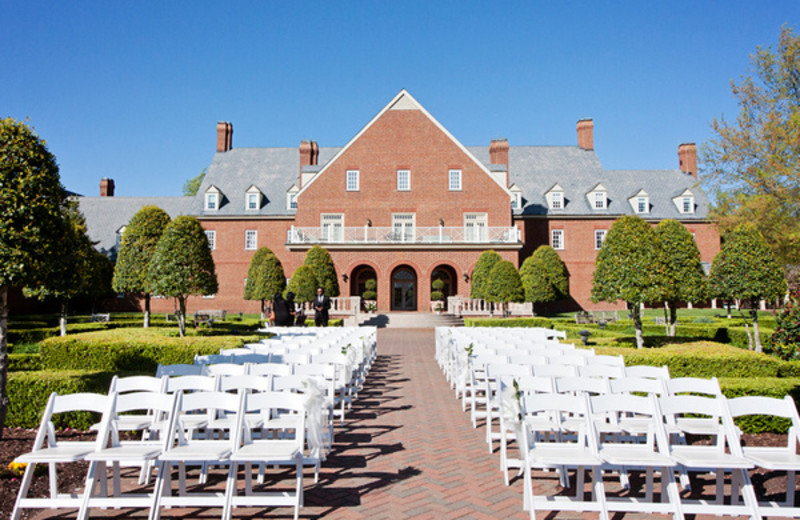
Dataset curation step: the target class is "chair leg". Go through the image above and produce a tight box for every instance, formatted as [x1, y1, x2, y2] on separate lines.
[77, 461, 101, 520]
[11, 463, 38, 520]
[222, 462, 237, 520]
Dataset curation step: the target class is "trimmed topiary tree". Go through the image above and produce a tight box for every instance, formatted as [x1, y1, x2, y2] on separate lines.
[654, 219, 709, 336]
[519, 245, 569, 314]
[148, 216, 218, 337]
[768, 290, 800, 360]
[485, 260, 524, 315]
[112, 205, 171, 328]
[287, 264, 317, 304]
[362, 278, 377, 301]
[471, 250, 503, 300]
[592, 215, 665, 349]
[304, 246, 340, 297]
[431, 279, 445, 302]
[244, 247, 286, 319]
[709, 223, 786, 352]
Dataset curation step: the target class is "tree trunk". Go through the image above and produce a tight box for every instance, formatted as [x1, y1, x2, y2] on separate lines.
[739, 310, 754, 350]
[260, 299, 265, 322]
[177, 296, 187, 337]
[143, 293, 151, 328]
[631, 303, 644, 349]
[60, 300, 68, 337]
[669, 302, 678, 337]
[0, 286, 10, 436]
[726, 301, 732, 319]
[662, 302, 670, 336]
[752, 308, 762, 353]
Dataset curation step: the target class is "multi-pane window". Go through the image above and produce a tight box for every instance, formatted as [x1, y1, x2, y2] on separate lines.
[551, 229, 564, 250]
[594, 192, 606, 209]
[246, 193, 259, 210]
[511, 193, 521, 209]
[244, 230, 257, 250]
[397, 169, 410, 191]
[205, 230, 216, 251]
[392, 214, 415, 242]
[682, 196, 693, 213]
[346, 170, 360, 191]
[551, 192, 563, 209]
[594, 229, 606, 250]
[464, 213, 488, 242]
[321, 214, 344, 242]
[637, 197, 648, 213]
[448, 169, 462, 191]
[288, 193, 297, 210]
[205, 192, 218, 210]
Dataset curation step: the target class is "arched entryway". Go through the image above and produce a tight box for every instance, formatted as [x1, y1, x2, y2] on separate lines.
[391, 266, 417, 311]
[350, 265, 378, 309]
[431, 264, 458, 311]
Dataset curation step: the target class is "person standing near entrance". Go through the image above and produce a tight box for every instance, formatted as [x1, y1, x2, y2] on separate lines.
[313, 286, 331, 327]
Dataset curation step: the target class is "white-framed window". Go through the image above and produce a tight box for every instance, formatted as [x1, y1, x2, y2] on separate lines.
[346, 170, 360, 191]
[391, 213, 415, 242]
[448, 169, 462, 191]
[594, 229, 606, 250]
[397, 169, 410, 191]
[682, 196, 693, 214]
[205, 230, 216, 250]
[593, 191, 606, 209]
[511, 193, 521, 209]
[464, 213, 488, 242]
[244, 230, 257, 250]
[321, 213, 344, 242]
[551, 229, 564, 250]
[115, 226, 126, 252]
[202, 293, 216, 299]
[288, 193, 297, 210]
[205, 192, 218, 211]
[552, 192, 563, 209]
[636, 196, 649, 214]
[246, 192, 259, 210]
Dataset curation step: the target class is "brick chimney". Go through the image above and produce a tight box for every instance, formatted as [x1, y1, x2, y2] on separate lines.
[577, 119, 594, 150]
[678, 143, 697, 178]
[216, 121, 233, 153]
[100, 178, 115, 197]
[298, 140, 319, 188]
[489, 138, 509, 167]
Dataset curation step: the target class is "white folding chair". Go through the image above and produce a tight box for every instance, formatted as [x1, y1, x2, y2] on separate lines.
[201, 363, 249, 377]
[249, 362, 292, 377]
[485, 364, 533, 449]
[625, 364, 670, 380]
[156, 363, 203, 377]
[533, 363, 577, 378]
[578, 364, 625, 379]
[12, 393, 110, 520]
[726, 395, 800, 516]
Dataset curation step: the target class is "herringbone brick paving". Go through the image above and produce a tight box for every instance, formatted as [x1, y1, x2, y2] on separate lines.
[33, 328, 753, 519]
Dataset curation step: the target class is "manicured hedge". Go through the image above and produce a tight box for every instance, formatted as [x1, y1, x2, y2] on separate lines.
[8, 323, 115, 344]
[7, 370, 115, 429]
[465, 317, 556, 328]
[719, 377, 800, 433]
[39, 329, 262, 372]
[8, 353, 43, 372]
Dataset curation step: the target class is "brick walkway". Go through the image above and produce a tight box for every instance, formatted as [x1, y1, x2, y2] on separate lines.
[33, 328, 743, 520]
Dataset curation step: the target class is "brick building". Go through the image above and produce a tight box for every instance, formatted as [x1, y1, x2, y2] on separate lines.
[79, 90, 719, 314]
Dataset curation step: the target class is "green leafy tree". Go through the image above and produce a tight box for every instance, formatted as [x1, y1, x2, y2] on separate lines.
[148, 216, 218, 337]
[767, 290, 800, 360]
[470, 250, 503, 300]
[701, 26, 800, 266]
[485, 260, 524, 315]
[244, 247, 286, 319]
[85, 247, 115, 312]
[709, 224, 786, 352]
[0, 117, 67, 432]
[431, 279, 445, 302]
[519, 245, 569, 314]
[654, 220, 709, 336]
[304, 246, 340, 297]
[592, 216, 665, 349]
[182, 168, 206, 196]
[112, 205, 171, 327]
[287, 264, 317, 304]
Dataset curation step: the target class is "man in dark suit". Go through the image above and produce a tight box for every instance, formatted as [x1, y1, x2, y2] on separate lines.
[313, 286, 331, 327]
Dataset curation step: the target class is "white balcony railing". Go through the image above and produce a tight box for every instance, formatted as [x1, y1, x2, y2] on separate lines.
[287, 226, 521, 245]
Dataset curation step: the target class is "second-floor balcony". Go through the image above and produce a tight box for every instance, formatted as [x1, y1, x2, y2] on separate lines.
[286, 225, 522, 249]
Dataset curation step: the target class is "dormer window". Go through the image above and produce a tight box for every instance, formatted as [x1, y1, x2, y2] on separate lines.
[245, 185, 262, 211]
[593, 191, 606, 209]
[286, 185, 299, 211]
[509, 183, 523, 210]
[629, 189, 650, 214]
[673, 189, 695, 214]
[587, 183, 607, 210]
[204, 186, 222, 211]
[545, 184, 565, 210]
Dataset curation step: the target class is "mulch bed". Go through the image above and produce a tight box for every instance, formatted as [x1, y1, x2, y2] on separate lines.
[0, 427, 795, 519]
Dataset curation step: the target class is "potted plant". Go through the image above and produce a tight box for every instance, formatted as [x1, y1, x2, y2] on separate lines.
[362, 278, 377, 313]
[430, 279, 445, 314]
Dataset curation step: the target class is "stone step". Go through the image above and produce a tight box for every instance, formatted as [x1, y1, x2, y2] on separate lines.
[357, 312, 464, 328]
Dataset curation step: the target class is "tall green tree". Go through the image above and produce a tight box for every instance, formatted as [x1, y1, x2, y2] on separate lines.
[287, 264, 317, 304]
[304, 246, 340, 297]
[519, 245, 569, 314]
[23, 200, 103, 336]
[0, 118, 67, 432]
[654, 220, 709, 336]
[485, 260, 524, 315]
[709, 224, 786, 352]
[148, 216, 218, 336]
[244, 247, 286, 319]
[592, 216, 665, 349]
[182, 168, 206, 196]
[470, 250, 503, 300]
[112, 205, 171, 327]
[701, 26, 800, 266]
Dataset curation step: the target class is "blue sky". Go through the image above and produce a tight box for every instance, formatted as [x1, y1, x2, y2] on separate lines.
[4, 1, 799, 198]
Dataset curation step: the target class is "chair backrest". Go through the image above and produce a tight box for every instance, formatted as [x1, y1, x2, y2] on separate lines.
[486, 363, 532, 380]
[109, 374, 166, 393]
[726, 395, 800, 447]
[586, 354, 625, 367]
[237, 391, 305, 449]
[507, 353, 547, 367]
[218, 374, 273, 394]
[281, 352, 311, 365]
[294, 363, 336, 379]
[520, 392, 594, 443]
[272, 374, 308, 393]
[165, 374, 217, 393]
[169, 391, 243, 443]
[33, 393, 111, 451]
[555, 376, 609, 396]
[658, 394, 729, 441]
[201, 363, 249, 377]
[625, 364, 670, 380]
[665, 376, 721, 397]
[234, 353, 272, 365]
[533, 364, 577, 378]
[591, 393, 667, 448]
[194, 353, 237, 365]
[500, 374, 554, 395]
[546, 354, 588, 367]
[578, 364, 625, 379]
[609, 376, 666, 396]
[156, 363, 203, 377]
[248, 363, 292, 377]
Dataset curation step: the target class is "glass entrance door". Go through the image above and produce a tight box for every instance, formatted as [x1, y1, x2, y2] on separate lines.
[391, 267, 417, 310]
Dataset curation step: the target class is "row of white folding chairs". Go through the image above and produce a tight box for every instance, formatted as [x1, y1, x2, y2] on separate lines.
[12, 389, 313, 520]
[503, 387, 800, 520]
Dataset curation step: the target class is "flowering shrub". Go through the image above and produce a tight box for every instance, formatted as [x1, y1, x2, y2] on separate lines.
[767, 291, 800, 360]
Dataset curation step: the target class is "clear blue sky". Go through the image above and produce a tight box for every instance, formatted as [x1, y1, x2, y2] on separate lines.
[4, 1, 798, 198]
